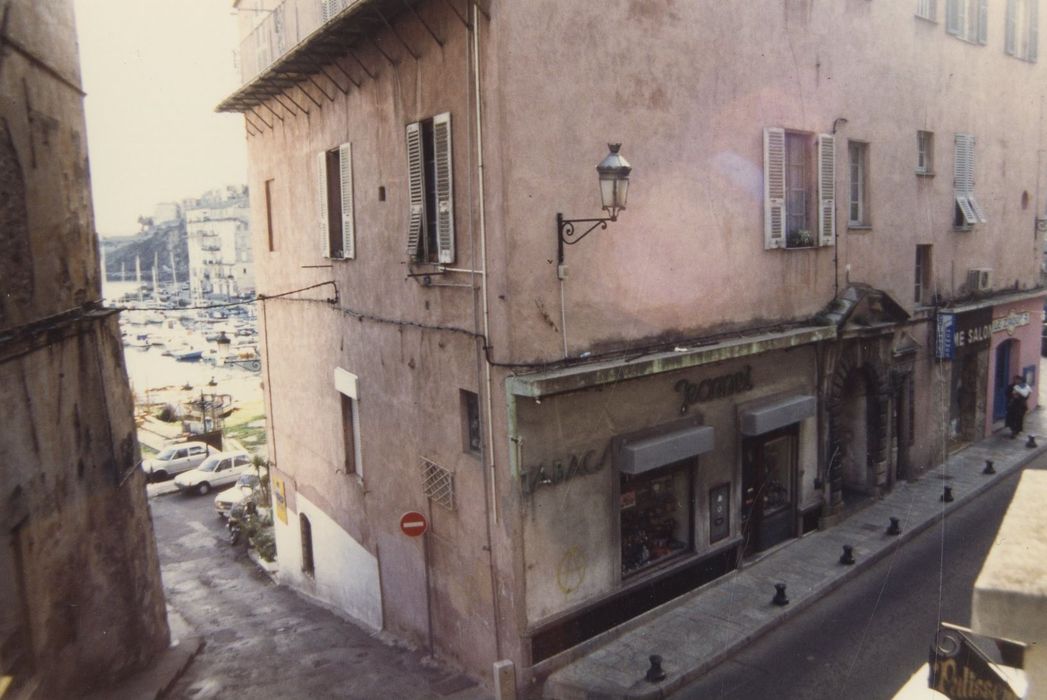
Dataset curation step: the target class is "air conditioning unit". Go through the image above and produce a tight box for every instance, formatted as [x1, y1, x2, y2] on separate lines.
[967, 268, 993, 293]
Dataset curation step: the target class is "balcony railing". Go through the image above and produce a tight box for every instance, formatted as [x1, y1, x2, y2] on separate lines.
[238, 0, 357, 84]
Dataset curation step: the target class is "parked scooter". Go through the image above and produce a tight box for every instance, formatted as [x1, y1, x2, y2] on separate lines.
[226, 499, 257, 546]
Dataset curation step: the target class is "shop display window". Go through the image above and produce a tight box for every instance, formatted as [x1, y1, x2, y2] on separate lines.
[619, 459, 694, 576]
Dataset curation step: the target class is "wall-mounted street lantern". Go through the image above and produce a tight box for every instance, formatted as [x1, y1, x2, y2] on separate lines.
[556, 143, 632, 268]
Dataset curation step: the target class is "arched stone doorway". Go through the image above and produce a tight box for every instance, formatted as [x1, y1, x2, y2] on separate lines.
[828, 359, 889, 510]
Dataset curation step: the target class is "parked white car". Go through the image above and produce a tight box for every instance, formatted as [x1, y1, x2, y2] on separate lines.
[214, 473, 262, 518]
[173, 451, 252, 495]
[141, 441, 214, 481]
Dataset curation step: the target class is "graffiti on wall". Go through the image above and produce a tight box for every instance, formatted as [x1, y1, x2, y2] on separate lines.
[556, 546, 588, 595]
[519, 443, 611, 496]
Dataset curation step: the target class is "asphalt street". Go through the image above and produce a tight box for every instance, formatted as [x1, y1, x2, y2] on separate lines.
[672, 452, 1046, 700]
[150, 489, 488, 699]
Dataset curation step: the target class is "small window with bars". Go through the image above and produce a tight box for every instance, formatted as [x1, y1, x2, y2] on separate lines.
[421, 458, 455, 511]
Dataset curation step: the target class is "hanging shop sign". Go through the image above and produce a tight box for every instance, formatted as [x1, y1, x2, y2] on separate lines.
[991, 311, 1030, 336]
[928, 623, 1022, 700]
[519, 443, 610, 496]
[937, 308, 993, 359]
[674, 365, 754, 414]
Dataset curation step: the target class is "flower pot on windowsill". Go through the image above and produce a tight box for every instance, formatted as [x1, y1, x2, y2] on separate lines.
[786, 230, 814, 248]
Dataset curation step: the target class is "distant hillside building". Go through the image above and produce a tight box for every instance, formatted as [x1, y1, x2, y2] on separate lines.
[152, 201, 182, 226]
[0, 0, 169, 695]
[185, 185, 254, 300]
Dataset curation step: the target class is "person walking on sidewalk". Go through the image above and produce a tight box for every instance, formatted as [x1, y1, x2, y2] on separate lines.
[1006, 374, 1031, 437]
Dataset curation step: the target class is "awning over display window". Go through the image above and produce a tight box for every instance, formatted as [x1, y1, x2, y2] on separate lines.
[620, 425, 715, 475]
[740, 395, 816, 436]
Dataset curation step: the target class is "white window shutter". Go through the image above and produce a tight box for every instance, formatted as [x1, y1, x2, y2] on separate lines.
[1006, 0, 1018, 54]
[339, 143, 354, 259]
[953, 133, 972, 193]
[817, 134, 836, 247]
[405, 122, 425, 260]
[956, 195, 978, 225]
[1030, 0, 1039, 61]
[317, 151, 330, 257]
[946, 0, 961, 34]
[977, 0, 989, 43]
[968, 194, 988, 223]
[763, 127, 786, 250]
[433, 112, 455, 264]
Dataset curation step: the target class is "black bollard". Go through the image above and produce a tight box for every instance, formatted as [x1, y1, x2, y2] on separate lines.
[886, 517, 901, 536]
[839, 544, 856, 565]
[1026, 435, 1037, 448]
[645, 655, 666, 683]
[941, 486, 954, 503]
[983, 459, 996, 475]
[772, 583, 789, 606]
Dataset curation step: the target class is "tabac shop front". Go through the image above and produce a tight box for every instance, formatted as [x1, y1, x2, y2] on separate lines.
[506, 327, 833, 669]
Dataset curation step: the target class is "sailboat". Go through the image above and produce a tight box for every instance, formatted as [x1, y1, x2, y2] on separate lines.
[152, 251, 160, 303]
[135, 254, 142, 302]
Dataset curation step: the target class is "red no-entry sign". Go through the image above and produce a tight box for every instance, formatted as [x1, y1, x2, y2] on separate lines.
[400, 511, 428, 537]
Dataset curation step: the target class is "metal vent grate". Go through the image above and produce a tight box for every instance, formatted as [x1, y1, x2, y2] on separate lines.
[421, 458, 455, 511]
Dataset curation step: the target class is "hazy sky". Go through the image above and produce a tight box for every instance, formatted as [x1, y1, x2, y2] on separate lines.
[74, 0, 248, 237]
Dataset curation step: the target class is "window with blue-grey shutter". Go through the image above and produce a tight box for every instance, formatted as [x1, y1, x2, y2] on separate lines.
[1006, 0, 1039, 60]
[947, 0, 989, 42]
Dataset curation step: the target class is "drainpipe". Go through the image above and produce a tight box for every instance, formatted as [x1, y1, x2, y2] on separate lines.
[470, 0, 503, 661]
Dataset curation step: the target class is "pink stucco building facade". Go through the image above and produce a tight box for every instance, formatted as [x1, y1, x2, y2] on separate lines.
[220, 0, 1046, 693]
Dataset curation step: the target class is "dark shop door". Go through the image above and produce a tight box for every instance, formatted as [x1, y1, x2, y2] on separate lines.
[741, 425, 798, 556]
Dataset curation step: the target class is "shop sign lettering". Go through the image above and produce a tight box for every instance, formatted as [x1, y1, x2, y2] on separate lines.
[520, 444, 609, 496]
[674, 365, 754, 414]
[928, 624, 1021, 700]
[941, 308, 993, 358]
[991, 311, 1029, 336]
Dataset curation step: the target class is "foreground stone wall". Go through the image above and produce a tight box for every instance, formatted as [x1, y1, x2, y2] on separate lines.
[0, 1, 169, 695]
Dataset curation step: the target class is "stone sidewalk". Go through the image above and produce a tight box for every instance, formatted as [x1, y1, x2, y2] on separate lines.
[544, 410, 1047, 699]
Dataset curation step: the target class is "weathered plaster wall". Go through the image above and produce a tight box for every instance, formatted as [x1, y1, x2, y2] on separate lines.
[512, 349, 817, 626]
[481, 1, 1047, 363]
[0, 1, 99, 333]
[0, 1, 169, 694]
[0, 319, 169, 696]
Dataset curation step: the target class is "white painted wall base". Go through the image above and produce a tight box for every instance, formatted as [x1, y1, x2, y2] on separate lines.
[273, 492, 382, 631]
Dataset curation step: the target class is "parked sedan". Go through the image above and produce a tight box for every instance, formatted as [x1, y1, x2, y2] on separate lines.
[214, 473, 261, 518]
[173, 451, 252, 495]
[141, 441, 214, 481]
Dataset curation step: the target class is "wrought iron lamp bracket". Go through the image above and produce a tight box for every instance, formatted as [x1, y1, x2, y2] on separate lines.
[556, 212, 618, 265]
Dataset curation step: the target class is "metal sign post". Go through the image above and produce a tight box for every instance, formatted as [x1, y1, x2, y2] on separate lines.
[400, 510, 433, 654]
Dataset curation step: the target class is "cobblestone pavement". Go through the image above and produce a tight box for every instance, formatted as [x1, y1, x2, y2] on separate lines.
[151, 492, 489, 700]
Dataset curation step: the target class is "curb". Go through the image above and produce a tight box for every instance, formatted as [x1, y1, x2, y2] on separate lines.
[543, 437, 1047, 699]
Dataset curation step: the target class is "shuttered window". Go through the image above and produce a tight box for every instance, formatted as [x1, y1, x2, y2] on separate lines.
[1006, 0, 1040, 61]
[317, 144, 355, 259]
[818, 134, 836, 245]
[847, 141, 869, 227]
[405, 113, 454, 263]
[763, 128, 835, 249]
[953, 133, 986, 228]
[917, 0, 937, 20]
[946, 0, 989, 43]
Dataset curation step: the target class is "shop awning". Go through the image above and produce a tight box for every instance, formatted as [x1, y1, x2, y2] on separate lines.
[620, 425, 714, 475]
[739, 395, 816, 436]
